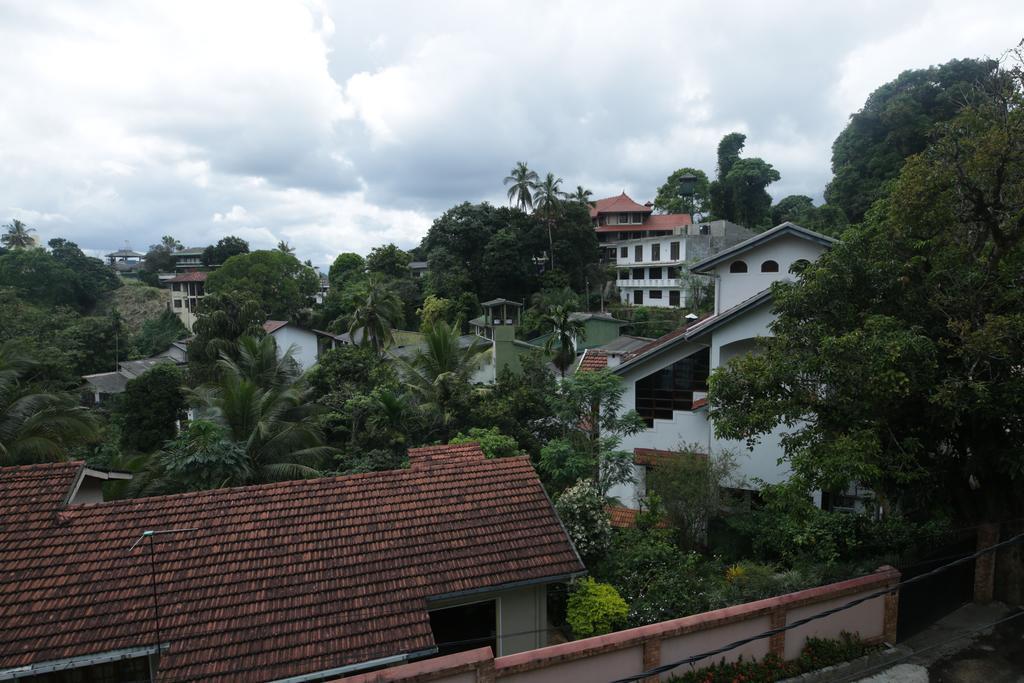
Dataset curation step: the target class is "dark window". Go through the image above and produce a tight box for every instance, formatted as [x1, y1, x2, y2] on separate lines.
[172, 283, 180, 292]
[430, 600, 497, 656]
[632, 231, 642, 239]
[633, 290, 644, 305]
[620, 246, 628, 258]
[649, 290, 663, 299]
[619, 270, 628, 280]
[670, 241, 680, 260]
[632, 268, 644, 280]
[634, 245, 643, 262]
[667, 266, 680, 279]
[649, 267, 662, 279]
[761, 260, 779, 272]
[635, 348, 710, 425]
[651, 244, 661, 261]
[619, 212, 630, 224]
[669, 290, 680, 306]
[173, 300, 182, 308]
[632, 212, 642, 223]
[729, 260, 748, 273]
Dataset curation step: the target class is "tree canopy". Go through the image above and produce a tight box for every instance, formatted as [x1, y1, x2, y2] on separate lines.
[202, 235, 250, 267]
[708, 133, 780, 229]
[205, 250, 319, 320]
[653, 168, 711, 217]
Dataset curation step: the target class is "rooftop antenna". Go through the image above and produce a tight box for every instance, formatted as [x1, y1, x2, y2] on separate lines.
[128, 528, 197, 652]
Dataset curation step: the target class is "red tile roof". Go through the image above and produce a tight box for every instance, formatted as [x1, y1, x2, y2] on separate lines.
[607, 506, 668, 529]
[262, 320, 289, 334]
[643, 213, 693, 229]
[166, 271, 208, 283]
[633, 448, 707, 467]
[619, 314, 713, 365]
[589, 193, 653, 218]
[0, 449, 583, 682]
[576, 350, 609, 373]
[407, 442, 488, 467]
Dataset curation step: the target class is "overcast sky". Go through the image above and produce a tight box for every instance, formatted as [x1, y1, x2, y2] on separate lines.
[1, 1, 1021, 267]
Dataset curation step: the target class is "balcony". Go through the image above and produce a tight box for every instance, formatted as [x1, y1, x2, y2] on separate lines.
[615, 258, 686, 268]
[617, 278, 682, 288]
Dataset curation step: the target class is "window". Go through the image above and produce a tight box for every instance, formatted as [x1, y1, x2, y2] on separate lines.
[632, 268, 645, 280]
[648, 267, 662, 279]
[173, 300, 182, 308]
[667, 266, 680, 279]
[651, 243, 661, 261]
[649, 290, 663, 299]
[620, 246, 628, 258]
[172, 283, 181, 292]
[619, 212, 630, 224]
[669, 290, 681, 306]
[633, 290, 644, 305]
[632, 212, 642, 224]
[429, 600, 497, 656]
[635, 348, 710, 425]
[634, 245, 643, 262]
[761, 260, 779, 272]
[670, 241, 680, 260]
[619, 270, 628, 280]
[729, 260, 748, 273]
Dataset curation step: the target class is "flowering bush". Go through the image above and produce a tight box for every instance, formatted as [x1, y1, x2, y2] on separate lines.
[555, 479, 612, 563]
[566, 578, 629, 638]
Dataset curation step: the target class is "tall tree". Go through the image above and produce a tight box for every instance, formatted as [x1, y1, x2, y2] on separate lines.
[202, 235, 250, 267]
[189, 291, 266, 383]
[328, 252, 366, 290]
[1, 219, 36, 249]
[120, 364, 186, 453]
[653, 168, 711, 217]
[276, 240, 295, 255]
[533, 172, 566, 269]
[770, 196, 849, 236]
[348, 274, 402, 356]
[708, 133, 780, 229]
[542, 305, 585, 378]
[366, 243, 412, 279]
[504, 161, 539, 210]
[826, 57, 996, 224]
[570, 186, 594, 206]
[0, 343, 97, 463]
[205, 250, 319, 320]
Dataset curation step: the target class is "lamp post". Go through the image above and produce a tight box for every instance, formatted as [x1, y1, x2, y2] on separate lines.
[678, 173, 698, 218]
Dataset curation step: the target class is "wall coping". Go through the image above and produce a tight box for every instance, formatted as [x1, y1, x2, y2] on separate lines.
[337, 647, 492, 683]
[495, 566, 899, 675]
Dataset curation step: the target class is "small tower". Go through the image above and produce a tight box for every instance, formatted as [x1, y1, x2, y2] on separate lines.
[472, 298, 525, 376]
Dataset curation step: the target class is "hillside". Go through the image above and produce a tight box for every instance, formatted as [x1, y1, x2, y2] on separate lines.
[95, 279, 169, 335]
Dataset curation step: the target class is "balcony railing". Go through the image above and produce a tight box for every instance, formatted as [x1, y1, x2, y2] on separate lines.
[616, 278, 682, 288]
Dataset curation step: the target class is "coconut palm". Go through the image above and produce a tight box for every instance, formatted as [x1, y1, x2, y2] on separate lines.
[504, 161, 539, 211]
[187, 335, 333, 484]
[533, 172, 567, 270]
[570, 186, 594, 206]
[277, 240, 295, 255]
[399, 319, 488, 438]
[542, 305, 586, 378]
[1, 219, 37, 249]
[0, 343, 98, 463]
[349, 274, 403, 356]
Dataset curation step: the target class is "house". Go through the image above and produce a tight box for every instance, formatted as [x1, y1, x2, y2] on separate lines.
[167, 271, 208, 331]
[105, 246, 145, 274]
[614, 220, 755, 308]
[469, 299, 540, 382]
[601, 222, 843, 510]
[83, 356, 182, 404]
[262, 320, 335, 371]
[590, 192, 692, 261]
[0, 444, 583, 682]
[409, 260, 429, 279]
[172, 247, 206, 272]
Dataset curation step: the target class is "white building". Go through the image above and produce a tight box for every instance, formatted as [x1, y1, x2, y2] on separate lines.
[168, 271, 208, 332]
[614, 220, 755, 308]
[598, 223, 839, 510]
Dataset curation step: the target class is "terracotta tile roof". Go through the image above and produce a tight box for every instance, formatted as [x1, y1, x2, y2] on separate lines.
[643, 213, 693, 229]
[607, 506, 668, 529]
[576, 350, 608, 373]
[262, 320, 289, 334]
[589, 192, 653, 218]
[165, 271, 208, 283]
[633, 448, 707, 467]
[0, 450, 583, 682]
[407, 442, 487, 467]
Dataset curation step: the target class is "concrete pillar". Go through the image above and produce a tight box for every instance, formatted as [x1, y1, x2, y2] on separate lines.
[974, 522, 1000, 604]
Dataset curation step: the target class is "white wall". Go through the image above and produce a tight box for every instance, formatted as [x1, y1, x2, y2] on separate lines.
[713, 235, 826, 313]
[272, 326, 320, 371]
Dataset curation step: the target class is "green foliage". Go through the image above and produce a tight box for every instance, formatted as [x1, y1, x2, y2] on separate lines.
[366, 243, 411, 279]
[417, 295, 459, 333]
[653, 168, 711, 217]
[566, 578, 629, 638]
[189, 290, 266, 383]
[648, 450, 740, 551]
[307, 343, 393, 398]
[48, 238, 121, 304]
[119, 364, 185, 453]
[0, 248, 92, 310]
[770, 195, 849, 236]
[708, 133, 780, 229]
[471, 353, 560, 460]
[450, 426, 519, 458]
[348, 274, 403, 354]
[554, 479, 612, 564]
[2, 219, 37, 249]
[142, 236, 181, 273]
[205, 250, 318, 320]
[504, 161, 539, 210]
[202, 235, 249, 267]
[541, 304, 585, 377]
[132, 309, 187, 357]
[328, 252, 366, 290]
[826, 57, 997, 223]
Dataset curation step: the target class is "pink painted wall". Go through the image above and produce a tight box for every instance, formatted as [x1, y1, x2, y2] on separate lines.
[783, 592, 885, 660]
[498, 646, 644, 683]
[658, 614, 772, 680]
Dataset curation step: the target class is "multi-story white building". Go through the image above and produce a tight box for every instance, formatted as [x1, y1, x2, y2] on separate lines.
[168, 271, 208, 331]
[614, 220, 755, 308]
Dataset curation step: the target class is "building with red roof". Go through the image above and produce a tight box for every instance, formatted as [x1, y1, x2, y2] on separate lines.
[167, 270, 209, 331]
[0, 445, 583, 682]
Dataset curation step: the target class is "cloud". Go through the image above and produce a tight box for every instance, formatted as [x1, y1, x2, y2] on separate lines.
[0, 0, 1020, 266]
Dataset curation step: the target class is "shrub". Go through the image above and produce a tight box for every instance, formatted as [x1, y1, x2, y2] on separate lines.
[555, 480, 612, 564]
[449, 427, 519, 458]
[566, 578, 629, 638]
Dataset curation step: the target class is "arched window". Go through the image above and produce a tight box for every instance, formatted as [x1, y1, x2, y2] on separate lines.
[761, 260, 779, 273]
[729, 260, 747, 273]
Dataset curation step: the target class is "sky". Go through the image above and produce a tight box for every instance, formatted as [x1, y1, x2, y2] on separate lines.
[0, 1, 1021, 267]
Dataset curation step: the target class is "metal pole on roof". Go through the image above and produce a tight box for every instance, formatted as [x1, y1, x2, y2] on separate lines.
[128, 528, 197, 651]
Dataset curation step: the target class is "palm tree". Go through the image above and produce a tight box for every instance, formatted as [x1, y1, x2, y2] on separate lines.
[160, 235, 183, 251]
[0, 343, 98, 463]
[533, 173, 567, 270]
[277, 240, 295, 255]
[542, 305, 585, 378]
[349, 275, 403, 356]
[1, 219, 37, 249]
[399, 319, 488, 438]
[188, 335, 333, 483]
[504, 161, 539, 211]
[570, 186, 594, 206]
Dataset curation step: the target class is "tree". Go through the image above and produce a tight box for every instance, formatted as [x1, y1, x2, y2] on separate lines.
[542, 305, 585, 377]
[0, 248, 88, 310]
[276, 240, 295, 255]
[569, 186, 594, 206]
[328, 252, 366, 290]
[189, 291, 266, 382]
[348, 274, 402, 355]
[710, 58, 1024, 562]
[1, 219, 36, 249]
[708, 133, 780, 228]
[648, 449, 740, 551]
[504, 161, 539, 210]
[480, 228, 536, 304]
[770, 196, 849, 237]
[826, 57, 997, 223]
[366, 243, 412, 279]
[133, 309, 188, 357]
[120, 364, 185, 453]
[555, 479, 612, 564]
[0, 342, 97, 463]
[202, 236, 250, 267]
[142, 236, 182, 273]
[653, 168, 711, 217]
[449, 426, 520, 458]
[417, 295, 459, 333]
[188, 335, 333, 484]
[205, 250, 319, 320]
[540, 369, 645, 496]
[533, 172, 566, 269]
[48, 238, 121, 303]
[566, 578, 629, 638]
